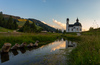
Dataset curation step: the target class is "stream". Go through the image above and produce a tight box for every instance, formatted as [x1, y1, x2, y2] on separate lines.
[0, 39, 76, 65]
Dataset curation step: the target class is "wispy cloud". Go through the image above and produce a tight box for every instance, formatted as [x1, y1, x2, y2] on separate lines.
[52, 19, 66, 30]
[42, 0, 46, 2]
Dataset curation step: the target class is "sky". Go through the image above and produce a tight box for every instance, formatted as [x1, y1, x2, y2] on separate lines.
[0, 0, 100, 31]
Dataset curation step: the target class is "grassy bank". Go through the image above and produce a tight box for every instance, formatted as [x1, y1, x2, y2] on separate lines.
[63, 32, 100, 65]
[0, 32, 61, 49]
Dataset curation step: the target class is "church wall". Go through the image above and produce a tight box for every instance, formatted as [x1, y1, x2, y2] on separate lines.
[66, 26, 82, 32]
[69, 27, 73, 32]
[74, 26, 82, 32]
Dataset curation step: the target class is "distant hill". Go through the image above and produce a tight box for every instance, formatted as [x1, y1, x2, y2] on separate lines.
[2, 14, 56, 32]
[3, 14, 20, 19]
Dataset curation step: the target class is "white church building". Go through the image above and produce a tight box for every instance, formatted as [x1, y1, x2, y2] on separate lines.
[66, 18, 82, 32]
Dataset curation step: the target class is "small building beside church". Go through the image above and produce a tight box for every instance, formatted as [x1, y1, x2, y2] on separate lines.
[66, 18, 82, 32]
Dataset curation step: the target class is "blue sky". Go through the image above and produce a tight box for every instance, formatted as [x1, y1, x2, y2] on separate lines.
[0, 0, 100, 31]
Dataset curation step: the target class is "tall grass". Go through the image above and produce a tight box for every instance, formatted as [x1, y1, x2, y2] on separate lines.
[63, 32, 100, 65]
[0, 33, 61, 49]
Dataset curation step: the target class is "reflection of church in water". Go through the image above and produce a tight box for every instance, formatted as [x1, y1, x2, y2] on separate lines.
[66, 40, 77, 48]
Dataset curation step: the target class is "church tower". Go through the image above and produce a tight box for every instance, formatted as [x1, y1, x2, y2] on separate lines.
[66, 18, 69, 32]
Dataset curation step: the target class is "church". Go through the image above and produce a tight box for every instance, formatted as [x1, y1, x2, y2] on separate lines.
[66, 18, 82, 32]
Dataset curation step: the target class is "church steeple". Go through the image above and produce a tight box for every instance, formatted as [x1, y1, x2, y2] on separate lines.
[76, 18, 79, 22]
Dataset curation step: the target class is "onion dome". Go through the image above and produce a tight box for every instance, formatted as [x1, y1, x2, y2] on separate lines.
[74, 18, 82, 26]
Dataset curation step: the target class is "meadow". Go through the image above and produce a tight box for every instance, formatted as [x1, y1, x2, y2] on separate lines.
[63, 31, 100, 65]
[0, 32, 61, 49]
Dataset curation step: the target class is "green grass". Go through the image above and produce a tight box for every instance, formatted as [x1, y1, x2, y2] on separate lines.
[0, 33, 61, 50]
[0, 27, 13, 32]
[63, 32, 100, 65]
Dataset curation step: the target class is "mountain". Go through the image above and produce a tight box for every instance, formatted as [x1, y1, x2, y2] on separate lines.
[28, 19, 56, 32]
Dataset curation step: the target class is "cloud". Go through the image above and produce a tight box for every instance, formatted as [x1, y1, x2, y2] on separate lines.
[52, 19, 66, 30]
[41, 21, 60, 29]
[41, 20, 66, 30]
[41, 21, 54, 27]
[41, 21, 46, 24]
[42, 0, 46, 2]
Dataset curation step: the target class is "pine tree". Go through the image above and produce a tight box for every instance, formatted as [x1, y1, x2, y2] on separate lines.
[19, 20, 31, 32]
[7, 16, 14, 29]
[31, 22, 36, 32]
[24, 20, 30, 26]
[2, 17, 5, 27]
[0, 12, 3, 26]
[13, 20, 18, 29]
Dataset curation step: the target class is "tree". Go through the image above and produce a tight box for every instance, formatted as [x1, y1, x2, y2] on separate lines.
[19, 20, 31, 32]
[58, 29, 62, 33]
[36, 27, 43, 33]
[63, 30, 66, 34]
[56, 29, 59, 33]
[24, 20, 30, 26]
[2, 17, 6, 27]
[7, 16, 13, 29]
[89, 27, 94, 31]
[31, 22, 36, 32]
[0, 12, 3, 26]
[13, 20, 18, 29]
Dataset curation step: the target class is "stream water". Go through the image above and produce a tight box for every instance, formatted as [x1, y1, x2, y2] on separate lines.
[0, 39, 76, 65]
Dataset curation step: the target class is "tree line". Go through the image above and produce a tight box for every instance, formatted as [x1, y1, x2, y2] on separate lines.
[0, 12, 18, 30]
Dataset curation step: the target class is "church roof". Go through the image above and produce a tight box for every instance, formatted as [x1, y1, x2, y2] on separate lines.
[67, 18, 82, 27]
[69, 24, 74, 27]
[74, 21, 82, 26]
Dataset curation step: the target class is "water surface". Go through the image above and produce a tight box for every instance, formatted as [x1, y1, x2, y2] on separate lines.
[0, 39, 76, 65]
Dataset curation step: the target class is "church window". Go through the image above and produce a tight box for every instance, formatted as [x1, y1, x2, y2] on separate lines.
[72, 29, 73, 31]
[68, 29, 69, 31]
[77, 28, 78, 31]
[80, 29, 81, 31]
